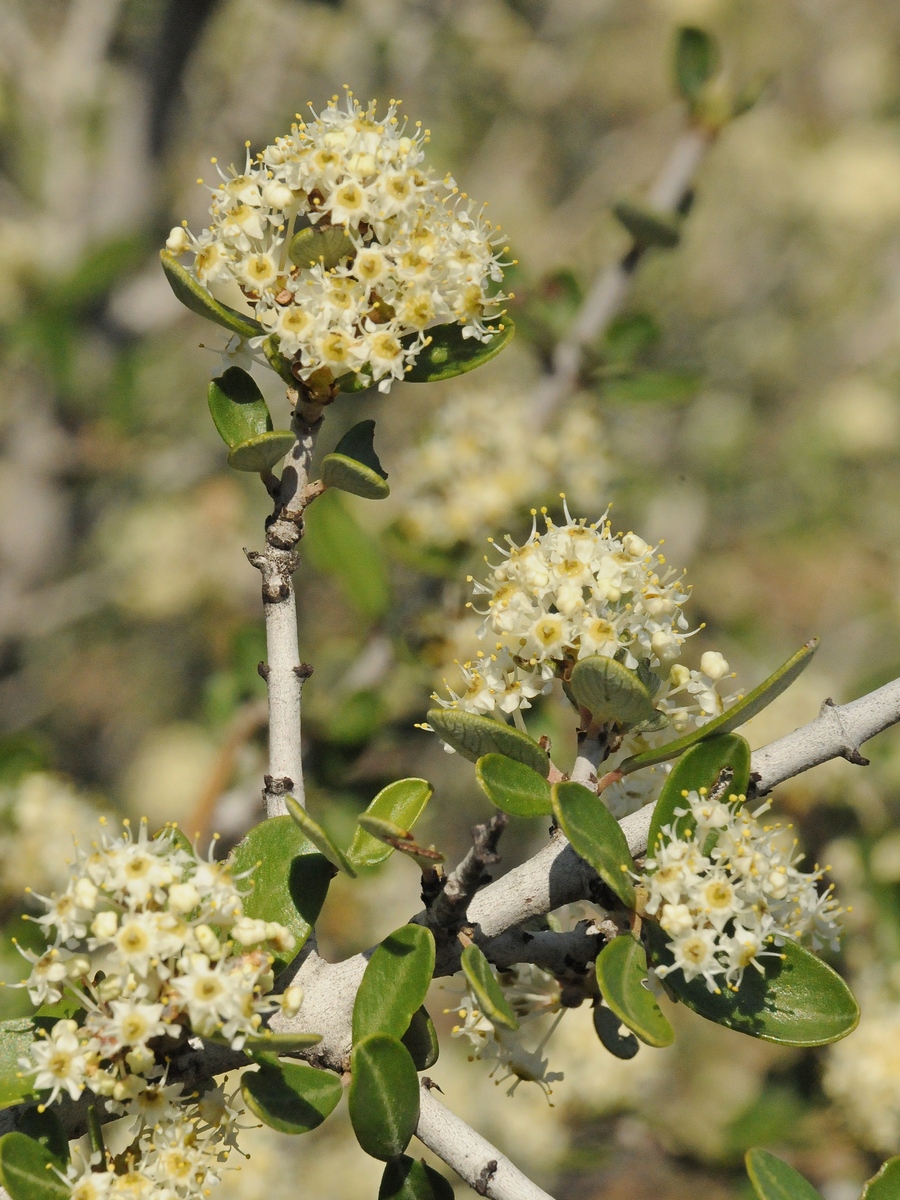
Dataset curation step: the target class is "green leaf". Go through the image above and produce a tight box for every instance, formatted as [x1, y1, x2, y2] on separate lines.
[401, 1007, 439, 1071]
[13, 1112, 67, 1169]
[613, 201, 681, 248]
[674, 26, 720, 102]
[379, 1156, 455, 1200]
[322, 419, 390, 499]
[603, 313, 661, 364]
[475, 754, 552, 817]
[646, 733, 751, 858]
[403, 319, 515, 383]
[241, 1061, 342, 1135]
[425, 709, 549, 776]
[349, 1033, 420, 1161]
[592, 1002, 640, 1059]
[355, 819, 446, 867]
[568, 656, 656, 727]
[229, 816, 332, 973]
[227, 430, 297, 473]
[551, 781, 636, 907]
[243, 1031, 323, 1056]
[160, 250, 263, 339]
[303, 490, 391, 621]
[208, 367, 273, 449]
[289, 225, 356, 270]
[862, 1157, 900, 1200]
[460, 943, 518, 1031]
[745, 1149, 824, 1200]
[646, 929, 859, 1047]
[353, 925, 436, 1043]
[602, 371, 700, 405]
[154, 823, 195, 857]
[347, 778, 434, 869]
[595, 935, 674, 1047]
[0, 1133, 69, 1200]
[0, 1020, 38, 1110]
[285, 796, 356, 878]
[619, 640, 818, 776]
[336, 370, 373, 394]
[263, 335, 297, 386]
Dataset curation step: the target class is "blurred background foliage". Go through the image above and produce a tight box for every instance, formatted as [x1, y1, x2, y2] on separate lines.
[2, 0, 900, 1196]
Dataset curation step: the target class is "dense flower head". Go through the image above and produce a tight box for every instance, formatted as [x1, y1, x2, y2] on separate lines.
[16, 819, 302, 1113]
[166, 90, 508, 392]
[640, 788, 843, 993]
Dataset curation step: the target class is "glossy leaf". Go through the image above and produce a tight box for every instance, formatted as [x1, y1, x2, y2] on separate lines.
[426, 709, 549, 776]
[0, 1133, 68, 1200]
[568, 656, 655, 726]
[595, 935, 674, 1047]
[208, 367, 273, 449]
[475, 753, 553, 817]
[862, 1157, 900, 1200]
[353, 925, 436, 1043]
[289, 225, 355, 270]
[303, 490, 391, 621]
[460, 943, 518, 1031]
[347, 778, 433, 869]
[647, 928, 859, 1046]
[403, 319, 515, 382]
[160, 250, 263, 339]
[613, 201, 681, 249]
[285, 796, 356, 877]
[322, 419, 390, 500]
[227, 430, 296, 473]
[402, 1007, 439, 1071]
[154, 823, 194, 857]
[355, 819, 446, 867]
[14, 1112, 67, 1169]
[592, 1002, 639, 1059]
[646, 733, 751, 858]
[379, 1156, 455, 1200]
[745, 1149, 824, 1200]
[551, 781, 636, 907]
[229, 816, 331, 973]
[619, 640, 818, 776]
[243, 1032, 323, 1056]
[241, 1061, 342, 1135]
[0, 1020, 38, 1110]
[348, 1034, 420, 1161]
[674, 26, 720, 102]
[263, 335, 296, 386]
[335, 370, 374, 394]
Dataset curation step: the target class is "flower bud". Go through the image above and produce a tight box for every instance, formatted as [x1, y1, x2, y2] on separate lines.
[165, 226, 190, 254]
[91, 911, 118, 939]
[194, 925, 222, 958]
[280, 985, 303, 1018]
[262, 180, 295, 209]
[700, 651, 730, 682]
[622, 533, 649, 558]
[669, 664, 691, 689]
[73, 878, 98, 910]
[232, 918, 267, 947]
[168, 883, 200, 915]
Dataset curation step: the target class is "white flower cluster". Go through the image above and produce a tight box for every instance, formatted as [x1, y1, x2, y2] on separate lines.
[17, 820, 301, 1113]
[641, 788, 843, 993]
[166, 91, 508, 393]
[447, 963, 565, 1099]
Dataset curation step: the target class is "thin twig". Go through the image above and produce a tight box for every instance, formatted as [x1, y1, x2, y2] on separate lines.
[426, 813, 509, 936]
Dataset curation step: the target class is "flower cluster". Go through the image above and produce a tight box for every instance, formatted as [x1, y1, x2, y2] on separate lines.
[17, 819, 301, 1113]
[447, 964, 565, 1099]
[641, 788, 843, 993]
[166, 91, 508, 392]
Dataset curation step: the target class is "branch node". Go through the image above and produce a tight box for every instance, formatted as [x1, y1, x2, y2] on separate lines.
[475, 1160, 498, 1196]
[257, 662, 270, 681]
[264, 775, 294, 796]
[293, 663, 314, 680]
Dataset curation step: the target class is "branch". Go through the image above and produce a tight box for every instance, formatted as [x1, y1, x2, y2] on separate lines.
[426, 813, 508, 940]
[416, 1082, 558, 1200]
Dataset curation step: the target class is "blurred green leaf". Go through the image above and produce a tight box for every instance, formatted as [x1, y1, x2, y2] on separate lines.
[303, 490, 391, 621]
[646, 733, 751, 857]
[0, 1133, 68, 1200]
[674, 26, 720, 102]
[353, 925, 436, 1043]
[601, 371, 700, 405]
[403, 319, 515, 382]
[322, 419, 390, 499]
[289, 225, 355, 270]
[425, 709, 549, 776]
[613, 201, 681, 248]
[0, 735, 51, 787]
[568, 655, 656, 727]
[159, 250, 263, 339]
[285, 796, 356, 878]
[595, 934, 674, 1047]
[60, 235, 146, 308]
[379, 1156, 454, 1200]
[401, 1007, 439, 1071]
[227, 430, 296, 473]
[208, 367, 273, 449]
[460, 943, 518, 1030]
[475, 753, 552, 817]
[0, 1021, 38, 1110]
[745, 1148, 824, 1200]
[243, 1032, 322, 1056]
[862, 1157, 900, 1200]
[349, 1033, 420, 1161]
[592, 1002, 640, 1059]
[347, 778, 434, 869]
[551, 781, 636, 906]
[603, 313, 662, 364]
[241, 1061, 342, 1135]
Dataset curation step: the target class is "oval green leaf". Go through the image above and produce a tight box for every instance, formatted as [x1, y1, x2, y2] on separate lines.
[243, 1031, 323, 1056]
[285, 796, 356, 878]
[0, 1020, 38, 1110]
[595, 934, 674, 1047]
[380, 1156, 455, 1200]
[0, 1133, 69, 1200]
[460, 943, 518, 1031]
[263, 334, 297, 386]
[475, 753, 552, 817]
[551, 781, 636, 907]
[613, 201, 681, 249]
[229, 816, 332, 973]
[646, 733, 751, 858]
[289, 225, 355, 270]
[568, 656, 656, 726]
[675, 25, 720, 103]
[745, 1149, 824, 1200]
[349, 1033, 420, 1161]
[402, 1006, 439, 1071]
[862, 1157, 900, 1200]
[322, 419, 390, 499]
[647, 928, 859, 1047]
[403, 319, 515, 383]
[160, 250, 263, 339]
[620, 640, 818, 777]
[426, 709, 549, 776]
[227, 430, 296, 473]
[353, 925, 436, 1043]
[347, 778, 434, 868]
[241, 1061, 343, 1135]
[14, 1111, 67, 1169]
[592, 1002, 640, 1059]
[208, 367, 273, 449]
